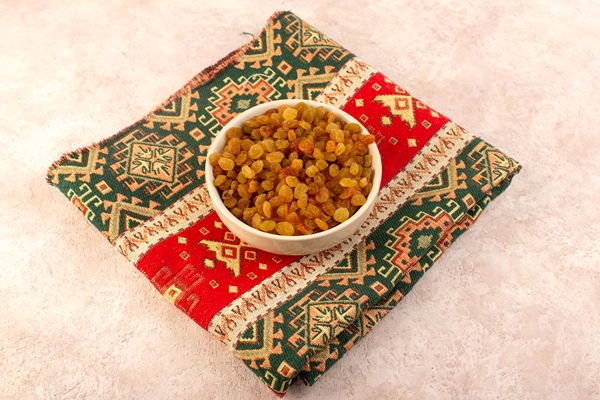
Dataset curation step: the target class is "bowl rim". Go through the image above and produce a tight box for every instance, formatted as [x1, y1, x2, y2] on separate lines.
[204, 99, 382, 243]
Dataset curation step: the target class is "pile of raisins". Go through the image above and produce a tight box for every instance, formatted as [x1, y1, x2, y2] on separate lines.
[208, 102, 376, 236]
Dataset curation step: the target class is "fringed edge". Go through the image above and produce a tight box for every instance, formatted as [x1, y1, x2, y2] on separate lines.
[46, 10, 291, 186]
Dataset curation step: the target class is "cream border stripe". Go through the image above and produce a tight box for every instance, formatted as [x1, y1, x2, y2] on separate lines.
[114, 184, 213, 263]
[314, 57, 377, 106]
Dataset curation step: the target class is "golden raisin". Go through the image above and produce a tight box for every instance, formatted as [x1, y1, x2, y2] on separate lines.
[339, 187, 355, 199]
[360, 134, 376, 144]
[276, 204, 289, 219]
[307, 203, 322, 219]
[241, 165, 255, 179]
[329, 164, 339, 177]
[299, 120, 311, 130]
[227, 127, 243, 139]
[279, 185, 294, 202]
[344, 123, 361, 133]
[251, 160, 264, 173]
[208, 152, 222, 167]
[223, 197, 237, 209]
[214, 174, 227, 187]
[276, 221, 295, 235]
[294, 183, 308, 199]
[261, 139, 276, 152]
[263, 201, 272, 218]
[351, 193, 367, 206]
[251, 213, 262, 229]
[297, 193, 308, 209]
[285, 176, 299, 188]
[340, 178, 358, 187]
[265, 151, 285, 163]
[296, 223, 313, 235]
[228, 137, 241, 155]
[333, 207, 350, 223]
[218, 157, 235, 171]
[248, 144, 264, 159]
[237, 198, 250, 210]
[322, 202, 336, 216]
[315, 186, 330, 203]
[261, 180, 274, 191]
[313, 148, 324, 160]
[286, 212, 300, 224]
[270, 195, 286, 208]
[282, 107, 298, 121]
[248, 180, 259, 193]
[298, 140, 314, 154]
[315, 159, 328, 171]
[314, 218, 329, 231]
[305, 165, 318, 177]
[259, 220, 276, 232]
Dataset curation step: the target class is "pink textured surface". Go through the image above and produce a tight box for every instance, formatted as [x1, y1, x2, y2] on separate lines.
[2, 1, 600, 399]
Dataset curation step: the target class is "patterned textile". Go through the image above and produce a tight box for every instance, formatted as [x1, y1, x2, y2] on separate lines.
[47, 11, 520, 396]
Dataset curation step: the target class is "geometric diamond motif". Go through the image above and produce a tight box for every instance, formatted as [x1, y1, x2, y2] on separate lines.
[307, 302, 358, 349]
[204, 258, 215, 269]
[94, 180, 113, 195]
[188, 127, 205, 141]
[222, 245, 238, 259]
[277, 60, 293, 75]
[277, 361, 296, 379]
[127, 142, 177, 183]
[370, 281, 387, 296]
[224, 231, 237, 242]
[110, 129, 195, 200]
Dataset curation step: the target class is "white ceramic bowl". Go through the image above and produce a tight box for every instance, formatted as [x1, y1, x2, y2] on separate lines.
[205, 99, 382, 255]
